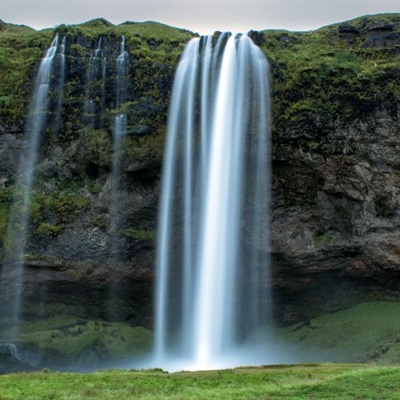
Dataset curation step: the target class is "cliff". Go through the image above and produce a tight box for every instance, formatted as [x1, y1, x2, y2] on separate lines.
[1, 14, 400, 368]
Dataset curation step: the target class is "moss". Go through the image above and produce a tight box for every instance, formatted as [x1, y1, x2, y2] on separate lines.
[0, 29, 53, 125]
[313, 231, 336, 246]
[89, 214, 108, 229]
[1, 316, 153, 361]
[79, 128, 113, 169]
[0, 17, 193, 132]
[36, 222, 63, 237]
[0, 202, 9, 237]
[275, 301, 400, 364]
[123, 228, 156, 241]
[123, 128, 166, 167]
[257, 14, 400, 154]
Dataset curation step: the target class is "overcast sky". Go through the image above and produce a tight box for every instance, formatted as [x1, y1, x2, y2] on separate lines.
[1, 1, 399, 34]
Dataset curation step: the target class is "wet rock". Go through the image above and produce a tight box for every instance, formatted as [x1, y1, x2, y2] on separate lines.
[129, 124, 154, 136]
[0, 344, 40, 373]
[0, 134, 23, 181]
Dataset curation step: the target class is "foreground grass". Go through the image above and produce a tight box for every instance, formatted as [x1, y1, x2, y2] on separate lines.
[1, 364, 400, 399]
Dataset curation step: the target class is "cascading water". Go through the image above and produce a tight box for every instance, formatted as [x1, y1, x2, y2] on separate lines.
[154, 33, 271, 371]
[110, 36, 129, 251]
[53, 36, 66, 135]
[108, 37, 129, 319]
[84, 37, 107, 128]
[2, 35, 61, 338]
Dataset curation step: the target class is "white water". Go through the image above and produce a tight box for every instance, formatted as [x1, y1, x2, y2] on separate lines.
[84, 37, 107, 128]
[54, 36, 66, 134]
[153, 33, 271, 371]
[2, 36, 60, 337]
[109, 36, 129, 247]
[107, 37, 129, 320]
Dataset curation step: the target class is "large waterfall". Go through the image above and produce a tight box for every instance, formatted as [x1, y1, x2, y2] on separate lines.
[154, 33, 271, 371]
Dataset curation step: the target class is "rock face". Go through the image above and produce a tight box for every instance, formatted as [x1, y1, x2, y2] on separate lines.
[1, 15, 400, 365]
[260, 15, 400, 323]
[0, 21, 193, 332]
[271, 110, 400, 324]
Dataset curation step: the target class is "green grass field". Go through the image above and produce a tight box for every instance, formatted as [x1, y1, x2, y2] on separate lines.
[1, 363, 400, 399]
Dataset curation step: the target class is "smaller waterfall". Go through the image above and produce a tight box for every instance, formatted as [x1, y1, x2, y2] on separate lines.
[115, 36, 129, 108]
[110, 35, 129, 252]
[108, 36, 129, 320]
[154, 33, 271, 371]
[84, 37, 107, 128]
[2, 36, 60, 338]
[53, 36, 66, 135]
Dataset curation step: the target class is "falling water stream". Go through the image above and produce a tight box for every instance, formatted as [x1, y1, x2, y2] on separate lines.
[53, 36, 66, 135]
[108, 37, 129, 320]
[0, 31, 273, 372]
[84, 37, 107, 128]
[110, 36, 129, 253]
[3, 35, 61, 339]
[154, 33, 271, 371]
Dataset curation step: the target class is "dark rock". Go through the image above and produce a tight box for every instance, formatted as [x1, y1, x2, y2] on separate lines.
[248, 30, 264, 46]
[368, 24, 394, 32]
[129, 124, 154, 136]
[0, 134, 23, 181]
[0, 344, 40, 374]
[365, 25, 400, 48]
[338, 24, 361, 34]
[338, 24, 361, 43]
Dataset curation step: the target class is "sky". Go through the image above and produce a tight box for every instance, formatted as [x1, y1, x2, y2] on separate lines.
[0, 0, 399, 35]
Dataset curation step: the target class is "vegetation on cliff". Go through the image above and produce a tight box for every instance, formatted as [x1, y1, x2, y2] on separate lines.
[0, 18, 194, 267]
[258, 13, 400, 158]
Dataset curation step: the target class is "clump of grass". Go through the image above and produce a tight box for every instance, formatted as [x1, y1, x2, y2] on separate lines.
[123, 228, 156, 241]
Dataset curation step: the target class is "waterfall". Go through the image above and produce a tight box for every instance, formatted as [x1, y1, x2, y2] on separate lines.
[110, 35, 129, 243]
[53, 36, 66, 135]
[154, 33, 271, 371]
[84, 37, 107, 128]
[108, 36, 129, 320]
[2, 36, 60, 337]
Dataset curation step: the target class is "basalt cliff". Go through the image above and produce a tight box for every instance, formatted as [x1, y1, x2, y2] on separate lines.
[1, 14, 400, 370]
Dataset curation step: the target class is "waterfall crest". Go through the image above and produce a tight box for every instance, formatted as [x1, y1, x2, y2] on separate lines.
[154, 33, 271, 371]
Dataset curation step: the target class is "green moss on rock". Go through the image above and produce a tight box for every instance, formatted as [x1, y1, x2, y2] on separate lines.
[275, 301, 400, 364]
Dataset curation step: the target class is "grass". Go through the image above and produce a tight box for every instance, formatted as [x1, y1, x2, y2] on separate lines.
[1, 363, 400, 399]
[0, 316, 153, 366]
[275, 301, 400, 364]
[0, 301, 399, 374]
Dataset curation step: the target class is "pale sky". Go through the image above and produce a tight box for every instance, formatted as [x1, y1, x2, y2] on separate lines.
[0, 0, 399, 34]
